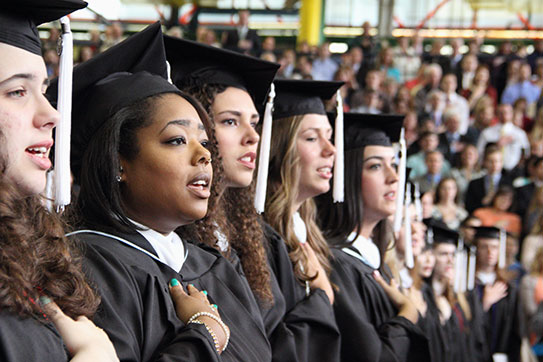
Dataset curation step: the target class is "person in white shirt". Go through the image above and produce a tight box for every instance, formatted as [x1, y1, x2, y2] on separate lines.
[440, 73, 470, 134]
[477, 103, 530, 171]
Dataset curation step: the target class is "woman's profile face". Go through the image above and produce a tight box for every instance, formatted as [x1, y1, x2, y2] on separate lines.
[0, 43, 58, 195]
[438, 179, 457, 204]
[120, 94, 212, 234]
[493, 193, 512, 212]
[211, 86, 260, 188]
[360, 145, 398, 223]
[295, 113, 335, 204]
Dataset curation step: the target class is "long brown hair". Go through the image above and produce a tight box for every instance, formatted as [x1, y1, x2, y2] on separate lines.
[265, 115, 332, 283]
[0, 134, 99, 319]
[177, 82, 273, 305]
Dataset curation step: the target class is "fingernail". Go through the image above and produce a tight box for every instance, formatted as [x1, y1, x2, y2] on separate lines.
[169, 278, 179, 287]
[189, 284, 195, 288]
[39, 296, 52, 306]
[211, 304, 218, 310]
[373, 270, 381, 278]
[203, 290, 208, 296]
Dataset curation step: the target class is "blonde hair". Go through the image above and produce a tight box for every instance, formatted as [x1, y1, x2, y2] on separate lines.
[264, 115, 332, 283]
[531, 247, 543, 275]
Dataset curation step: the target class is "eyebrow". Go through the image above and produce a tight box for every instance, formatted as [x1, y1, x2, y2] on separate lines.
[0, 73, 48, 88]
[216, 110, 259, 119]
[363, 155, 397, 163]
[159, 119, 205, 134]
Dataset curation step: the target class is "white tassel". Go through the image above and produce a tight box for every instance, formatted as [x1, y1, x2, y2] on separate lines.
[498, 228, 506, 269]
[453, 250, 461, 293]
[393, 128, 406, 232]
[404, 185, 414, 269]
[332, 90, 344, 203]
[254, 83, 275, 214]
[467, 246, 476, 291]
[45, 170, 54, 212]
[166, 60, 173, 84]
[459, 250, 467, 293]
[54, 16, 73, 213]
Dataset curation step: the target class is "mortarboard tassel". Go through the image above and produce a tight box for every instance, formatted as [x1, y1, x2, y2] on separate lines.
[254, 83, 275, 214]
[498, 228, 506, 269]
[332, 90, 344, 203]
[166, 60, 173, 84]
[54, 16, 73, 212]
[44, 170, 54, 212]
[393, 128, 406, 232]
[427, 227, 434, 245]
[467, 246, 476, 291]
[459, 250, 467, 293]
[404, 185, 414, 269]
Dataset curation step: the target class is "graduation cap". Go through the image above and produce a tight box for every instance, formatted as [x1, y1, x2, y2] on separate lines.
[342, 113, 404, 151]
[47, 22, 180, 183]
[0, 0, 87, 55]
[163, 35, 279, 107]
[424, 218, 460, 245]
[273, 79, 344, 120]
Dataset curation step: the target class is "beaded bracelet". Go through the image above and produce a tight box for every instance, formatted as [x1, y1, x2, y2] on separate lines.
[187, 311, 230, 352]
[189, 319, 221, 353]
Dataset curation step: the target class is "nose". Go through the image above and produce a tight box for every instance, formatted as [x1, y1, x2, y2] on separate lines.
[34, 94, 59, 130]
[385, 163, 399, 184]
[321, 137, 336, 158]
[241, 121, 260, 146]
[191, 140, 212, 167]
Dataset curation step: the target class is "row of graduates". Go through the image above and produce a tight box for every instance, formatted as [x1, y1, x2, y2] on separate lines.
[0, 1, 521, 361]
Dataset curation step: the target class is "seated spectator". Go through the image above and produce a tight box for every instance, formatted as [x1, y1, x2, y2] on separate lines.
[413, 63, 443, 114]
[450, 144, 486, 200]
[276, 49, 296, 79]
[512, 97, 533, 131]
[473, 186, 522, 236]
[467, 99, 496, 144]
[520, 198, 543, 270]
[438, 108, 476, 164]
[465, 144, 513, 213]
[527, 38, 543, 73]
[431, 177, 468, 230]
[378, 47, 401, 83]
[292, 55, 313, 80]
[392, 36, 421, 84]
[477, 103, 530, 171]
[351, 89, 381, 114]
[311, 42, 338, 81]
[412, 150, 450, 194]
[460, 64, 498, 114]
[522, 185, 543, 240]
[441, 73, 470, 134]
[519, 247, 543, 360]
[408, 131, 451, 179]
[501, 62, 542, 109]
[422, 89, 446, 131]
[404, 111, 420, 151]
[457, 53, 478, 92]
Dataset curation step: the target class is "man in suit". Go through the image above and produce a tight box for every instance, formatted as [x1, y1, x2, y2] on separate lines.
[514, 156, 543, 218]
[465, 144, 512, 213]
[413, 150, 448, 194]
[222, 9, 261, 55]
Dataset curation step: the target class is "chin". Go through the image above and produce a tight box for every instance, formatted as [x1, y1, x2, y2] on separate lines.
[226, 173, 253, 188]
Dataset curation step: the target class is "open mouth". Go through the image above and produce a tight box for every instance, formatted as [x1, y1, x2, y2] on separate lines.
[187, 173, 211, 198]
[384, 191, 396, 201]
[26, 143, 52, 170]
[238, 152, 256, 169]
[317, 166, 332, 178]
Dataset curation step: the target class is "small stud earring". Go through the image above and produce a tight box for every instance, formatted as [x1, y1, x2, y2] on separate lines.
[116, 175, 122, 182]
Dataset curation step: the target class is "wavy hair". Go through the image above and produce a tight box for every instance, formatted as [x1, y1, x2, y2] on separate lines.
[0, 132, 99, 319]
[264, 115, 332, 283]
[177, 82, 273, 305]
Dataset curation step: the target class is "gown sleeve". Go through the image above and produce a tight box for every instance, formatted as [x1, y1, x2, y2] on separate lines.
[78, 235, 220, 362]
[330, 249, 430, 362]
[262, 223, 341, 362]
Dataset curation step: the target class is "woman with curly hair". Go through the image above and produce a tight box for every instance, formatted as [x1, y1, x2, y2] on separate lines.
[0, 1, 118, 361]
[166, 36, 342, 361]
[55, 23, 290, 362]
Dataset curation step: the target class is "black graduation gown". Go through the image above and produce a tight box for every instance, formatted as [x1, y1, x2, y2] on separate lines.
[0, 312, 69, 361]
[261, 223, 341, 362]
[441, 304, 472, 362]
[70, 227, 272, 362]
[419, 283, 449, 362]
[468, 279, 522, 362]
[329, 247, 431, 362]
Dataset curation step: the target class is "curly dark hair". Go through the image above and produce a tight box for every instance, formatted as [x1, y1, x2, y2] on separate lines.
[0, 134, 99, 320]
[177, 82, 273, 306]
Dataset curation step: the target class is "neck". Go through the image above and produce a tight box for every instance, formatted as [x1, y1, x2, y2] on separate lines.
[359, 219, 379, 239]
[478, 264, 495, 273]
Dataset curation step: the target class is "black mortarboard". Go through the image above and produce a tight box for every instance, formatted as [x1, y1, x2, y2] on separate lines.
[0, 0, 87, 55]
[473, 226, 501, 240]
[424, 218, 459, 245]
[273, 79, 343, 120]
[47, 22, 180, 182]
[164, 35, 279, 107]
[342, 113, 404, 151]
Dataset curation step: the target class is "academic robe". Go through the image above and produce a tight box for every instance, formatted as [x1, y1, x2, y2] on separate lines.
[261, 223, 341, 362]
[70, 227, 272, 362]
[329, 247, 431, 362]
[419, 283, 450, 362]
[0, 312, 69, 361]
[468, 279, 522, 362]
